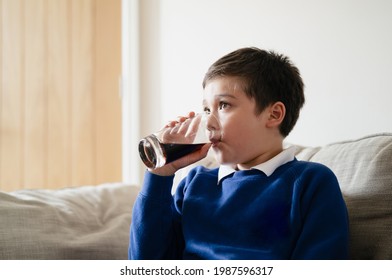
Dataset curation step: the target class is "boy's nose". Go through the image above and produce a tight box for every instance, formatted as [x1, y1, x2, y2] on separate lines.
[206, 114, 220, 131]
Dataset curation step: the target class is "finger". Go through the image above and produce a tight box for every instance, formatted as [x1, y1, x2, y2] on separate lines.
[177, 116, 187, 123]
[171, 143, 212, 170]
[177, 111, 195, 124]
[169, 122, 181, 134]
[184, 143, 212, 164]
[177, 118, 191, 134]
[162, 112, 198, 142]
[165, 120, 178, 128]
[185, 114, 202, 138]
[177, 113, 199, 137]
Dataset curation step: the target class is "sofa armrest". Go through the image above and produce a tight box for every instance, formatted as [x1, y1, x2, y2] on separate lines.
[0, 182, 139, 260]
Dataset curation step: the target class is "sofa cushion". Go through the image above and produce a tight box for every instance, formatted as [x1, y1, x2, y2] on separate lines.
[295, 133, 392, 259]
[0, 183, 138, 260]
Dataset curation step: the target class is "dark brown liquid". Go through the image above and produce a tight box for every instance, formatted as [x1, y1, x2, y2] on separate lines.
[139, 138, 206, 169]
[162, 143, 205, 164]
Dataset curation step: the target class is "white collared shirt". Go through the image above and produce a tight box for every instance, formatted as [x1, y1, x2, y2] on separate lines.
[217, 145, 297, 184]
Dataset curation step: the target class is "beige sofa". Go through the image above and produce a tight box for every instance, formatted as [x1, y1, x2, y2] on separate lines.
[0, 133, 391, 259]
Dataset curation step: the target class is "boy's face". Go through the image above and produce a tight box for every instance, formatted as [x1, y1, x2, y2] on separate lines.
[203, 76, 281, 169]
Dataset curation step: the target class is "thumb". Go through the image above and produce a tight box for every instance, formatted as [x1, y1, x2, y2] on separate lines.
[172, 143, 212, 170]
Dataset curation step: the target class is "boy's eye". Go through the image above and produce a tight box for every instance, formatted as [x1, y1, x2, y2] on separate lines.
[219, 102, 230, 110]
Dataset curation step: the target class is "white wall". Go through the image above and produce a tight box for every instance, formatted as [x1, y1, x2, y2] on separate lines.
[125, 0, 392, 183]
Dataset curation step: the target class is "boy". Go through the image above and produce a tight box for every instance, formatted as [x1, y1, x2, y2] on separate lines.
[129, 47, 349, 259]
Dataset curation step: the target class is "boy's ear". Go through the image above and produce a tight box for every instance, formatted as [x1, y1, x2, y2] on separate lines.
[266, 102, 285, 128]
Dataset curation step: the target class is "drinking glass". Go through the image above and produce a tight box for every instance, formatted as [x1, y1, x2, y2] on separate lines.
[138, 113, 219, 169]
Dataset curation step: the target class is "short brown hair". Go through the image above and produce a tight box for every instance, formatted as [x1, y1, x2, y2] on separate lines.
[202, 47, 305, 137]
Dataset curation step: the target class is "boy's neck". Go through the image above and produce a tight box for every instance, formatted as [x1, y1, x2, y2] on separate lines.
[236, 136, 284, 170]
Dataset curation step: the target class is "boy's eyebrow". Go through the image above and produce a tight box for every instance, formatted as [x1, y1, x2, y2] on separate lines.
[216, 93, 237, 99]
[202, 93, 237, 106]
[203, 93, 237, 103]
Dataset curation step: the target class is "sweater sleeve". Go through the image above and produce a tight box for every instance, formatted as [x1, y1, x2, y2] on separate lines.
[291, 164, 349, 259]
[128, 171, 184, 260]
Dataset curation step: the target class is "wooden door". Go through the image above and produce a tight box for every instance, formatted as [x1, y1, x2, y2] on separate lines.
[0, 0, 122, 191]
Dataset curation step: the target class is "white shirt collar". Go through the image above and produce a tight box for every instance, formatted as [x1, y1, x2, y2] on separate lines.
[217, 145, 297, 184]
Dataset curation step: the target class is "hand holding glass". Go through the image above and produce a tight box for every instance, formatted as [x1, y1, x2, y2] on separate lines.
[139, 113, 219, 169]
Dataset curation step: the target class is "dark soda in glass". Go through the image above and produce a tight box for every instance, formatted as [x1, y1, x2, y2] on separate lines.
[139, 134, 205, 169]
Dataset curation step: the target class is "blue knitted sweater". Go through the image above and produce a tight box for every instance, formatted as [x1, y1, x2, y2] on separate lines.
[129, 159, 349, 259]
